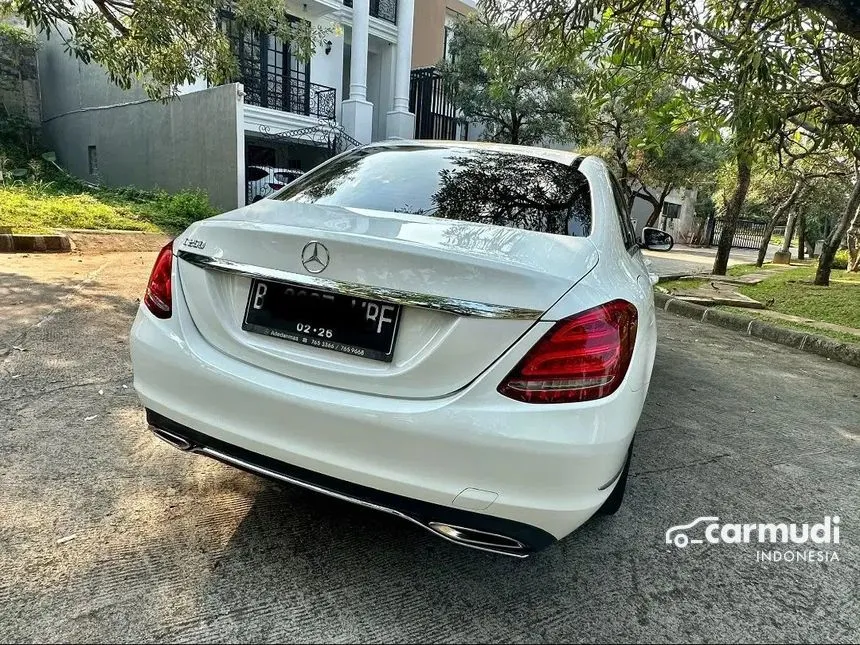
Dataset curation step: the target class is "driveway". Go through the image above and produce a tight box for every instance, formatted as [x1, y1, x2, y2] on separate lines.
[1, 251, 858, 643]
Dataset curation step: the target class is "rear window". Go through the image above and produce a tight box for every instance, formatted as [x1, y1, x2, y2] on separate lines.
[275, 171, 301, 183]
[274, 145, 591, 236]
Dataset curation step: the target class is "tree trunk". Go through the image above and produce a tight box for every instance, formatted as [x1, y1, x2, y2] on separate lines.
[815, 173, 860, 286]
[781, 211, 798, 254]
[847, 204, 860, 272]
[645, 201, 662, 228]
[509, 110, 520, 145]
[755, 179, 805, 267]
[798, 214, 806, 260]
[713, 155, 753, 275]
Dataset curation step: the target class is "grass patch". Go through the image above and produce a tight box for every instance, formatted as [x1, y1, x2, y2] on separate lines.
[728, 263, 860, 331]
[0, 171, 216, 235]
[658, 277, 706, 292]
[662, 261, 860, 344]
[726, 263, 769, 277]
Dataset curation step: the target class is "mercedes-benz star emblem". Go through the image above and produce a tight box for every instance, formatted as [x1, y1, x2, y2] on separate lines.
[301, 241, 330, 274]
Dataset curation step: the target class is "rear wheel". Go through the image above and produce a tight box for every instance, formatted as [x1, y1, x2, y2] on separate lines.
[597, 441, 633, 515]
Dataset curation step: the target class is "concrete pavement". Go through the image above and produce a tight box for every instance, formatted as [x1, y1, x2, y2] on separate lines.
[644, 244, 779, 277]
[1, 252, 858, 643]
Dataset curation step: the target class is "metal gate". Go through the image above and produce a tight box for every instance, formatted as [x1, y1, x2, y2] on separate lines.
[708, 218, 769, 249]
[245, 123, 361, 203]
[409, 67, 461, 140]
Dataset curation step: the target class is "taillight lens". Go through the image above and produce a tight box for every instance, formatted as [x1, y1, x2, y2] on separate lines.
[498, 300, 638, 404]
[144, 241, 173, 319]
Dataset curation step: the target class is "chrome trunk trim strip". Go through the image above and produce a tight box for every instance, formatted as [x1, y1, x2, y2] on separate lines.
[177, 250, 543, 320]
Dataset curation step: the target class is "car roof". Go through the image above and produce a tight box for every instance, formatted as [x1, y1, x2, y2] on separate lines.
[362, 139, 583, 166]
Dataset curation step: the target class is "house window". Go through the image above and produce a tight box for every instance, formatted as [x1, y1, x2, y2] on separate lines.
[87, 146, 98, 175]
[443, 12, 459, 62]
[662, 202, 682, 219]
[220, 12, 311, 115]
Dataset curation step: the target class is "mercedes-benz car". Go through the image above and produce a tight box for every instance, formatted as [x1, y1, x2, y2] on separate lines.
[130, 141, 672, 557]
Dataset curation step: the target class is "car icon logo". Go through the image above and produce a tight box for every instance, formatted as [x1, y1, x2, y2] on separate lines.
[301, 241, 329, 274]
[665, 516, 720, 548]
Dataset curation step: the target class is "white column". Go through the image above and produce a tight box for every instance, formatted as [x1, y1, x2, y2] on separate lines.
[342, 0, 374, 143]
[386, 0, 416, 139]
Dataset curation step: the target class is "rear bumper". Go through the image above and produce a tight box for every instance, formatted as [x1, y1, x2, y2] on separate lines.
[146, 409, 553, 555]
[130, 276, 648, 550]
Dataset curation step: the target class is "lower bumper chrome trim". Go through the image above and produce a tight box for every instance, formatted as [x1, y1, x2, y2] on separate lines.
[144, 410, 554, 557]
[196, 445, 529, 557]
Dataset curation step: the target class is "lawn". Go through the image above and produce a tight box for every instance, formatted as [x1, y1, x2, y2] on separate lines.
[728, 262, 860, 332]
[656, 261, 860, 345]
[0, 178, 216, 235]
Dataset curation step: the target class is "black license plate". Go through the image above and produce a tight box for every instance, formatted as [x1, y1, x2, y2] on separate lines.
[242, 278, 401, 362]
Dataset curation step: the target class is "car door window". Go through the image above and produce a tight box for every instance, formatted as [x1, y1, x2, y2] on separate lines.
[608, 174, 638, 250]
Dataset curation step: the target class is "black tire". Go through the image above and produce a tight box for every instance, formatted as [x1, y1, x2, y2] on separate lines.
[596, 441, 633, 516]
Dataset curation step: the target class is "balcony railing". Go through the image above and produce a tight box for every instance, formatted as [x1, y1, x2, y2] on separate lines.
[220, 11, 337, 120]
[243, 79, 337, 120]
[343, 0, 397, 24]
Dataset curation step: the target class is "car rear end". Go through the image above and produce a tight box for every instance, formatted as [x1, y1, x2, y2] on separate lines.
[131, 143, 652, 555]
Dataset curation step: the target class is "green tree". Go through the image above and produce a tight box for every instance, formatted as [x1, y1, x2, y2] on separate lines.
[631, 130, 723, 228]
[1, 0, 330, 99]
[778, 24, 860, 285]
[486, 0, 813, 276]
[438, 12, 588, 146]
[484, 1, 860, 46]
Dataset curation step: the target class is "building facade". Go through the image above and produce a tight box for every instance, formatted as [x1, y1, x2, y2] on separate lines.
[629, 187, 699, 243]
[36, 0, 416, 212]
[411, 0, 476, 69]
[408, 0, 476, 142]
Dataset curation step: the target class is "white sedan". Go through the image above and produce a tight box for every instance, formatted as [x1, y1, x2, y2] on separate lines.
[130, 141, 673, 557]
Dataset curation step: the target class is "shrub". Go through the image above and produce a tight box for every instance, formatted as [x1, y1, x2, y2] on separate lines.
[832, 249, 850, 270]
[148, 189, 217, 231]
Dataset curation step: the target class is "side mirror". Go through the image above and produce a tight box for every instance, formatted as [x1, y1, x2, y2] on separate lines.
[640, 227, 674, 252]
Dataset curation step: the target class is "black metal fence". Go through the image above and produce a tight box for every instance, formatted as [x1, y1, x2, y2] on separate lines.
[245, 123, 362, 203]
[708, 218, 769, 249]
[343, 0, 397, 23]
[409, 67, 460, 140]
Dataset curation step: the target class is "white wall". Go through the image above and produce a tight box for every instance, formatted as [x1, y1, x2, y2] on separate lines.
[308, 16, 345, 117]
[366, 51, 382, 141]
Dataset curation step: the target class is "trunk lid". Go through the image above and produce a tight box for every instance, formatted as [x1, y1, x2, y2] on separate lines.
[176, 201, 599, 398]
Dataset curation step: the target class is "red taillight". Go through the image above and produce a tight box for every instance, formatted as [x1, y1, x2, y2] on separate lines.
[143, 241, 173, 319]
[498, 300, 638, 404]
[268, 182, 284, 190]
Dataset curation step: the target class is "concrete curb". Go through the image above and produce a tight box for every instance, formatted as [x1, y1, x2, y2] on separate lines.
[654, 292, 860, 369]
[0, 233, 74, 253]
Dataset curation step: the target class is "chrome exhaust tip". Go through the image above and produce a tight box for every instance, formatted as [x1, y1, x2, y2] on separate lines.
[150, 427, 194, 451]
[427, 522, 528, 554]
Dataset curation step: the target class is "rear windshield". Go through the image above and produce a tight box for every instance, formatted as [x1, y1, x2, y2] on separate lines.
[274, 145, 592, 236]
[274, 171, 301, 183]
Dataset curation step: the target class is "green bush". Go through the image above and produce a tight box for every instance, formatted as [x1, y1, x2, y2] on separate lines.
[147, 189, 217, 231]
[832, 249, 850, 270]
